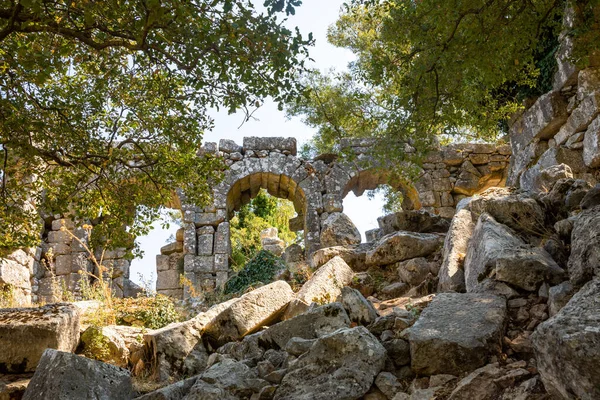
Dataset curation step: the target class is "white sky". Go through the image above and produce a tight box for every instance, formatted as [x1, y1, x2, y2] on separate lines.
[130, 0, 386, 287]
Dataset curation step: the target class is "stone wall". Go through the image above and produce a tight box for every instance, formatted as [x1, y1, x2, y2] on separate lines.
[161, 137, 511, 297]
[0, 248, 38, 306]
[507, 8, 600, 191]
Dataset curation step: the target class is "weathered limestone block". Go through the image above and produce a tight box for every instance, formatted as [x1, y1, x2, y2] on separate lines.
[468, 188, 545, 233]
[184, 358, 263, 399]
[397, 257, 434, 287]
[405, 293, 506, 375]
[218, 139, 242, 154]
[80, 325, 130, 368]
[365, 228, 384, 243]
[556, 91, 600, 145]
[320, 212, 361, 248]
[0, 304, 80, 373]
[144, 297, 237, 382]
[204, 281, 294, 345]
[568, 206, 600, 286]
[260, 302, 350, 349]
[583, 116, 600, 168]
[196, 226, 214, 256]
[309, 245, 369, 271]
[338, 286, 378, 325]
[274, 327, 386, 400]
[510, 91, 568, 155]
[214, 222, 231, 254]
[548, 280, 576, 316]
[532, 279, 600, 400]
[365, 232, 443, 267]
[464, 214, 565, 292]
[22, 349, 133, 400]
[284, 257, 354, 319]
[438, 204, 474, 293]
[377, 210, 450, 235]
[447, 362, 532, 400]
[243, 136, 297, 155]
[134, 377, 198, 400]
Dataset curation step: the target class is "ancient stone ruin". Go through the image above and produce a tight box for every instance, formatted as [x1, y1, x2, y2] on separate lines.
[156, 137, 512, 297]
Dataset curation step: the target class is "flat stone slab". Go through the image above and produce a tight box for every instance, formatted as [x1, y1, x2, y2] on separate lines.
[405, 293, 506, 376]
[0, 303, 80, 373]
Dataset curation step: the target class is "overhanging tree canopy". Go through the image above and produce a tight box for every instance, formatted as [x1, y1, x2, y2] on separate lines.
[0, 0, 312, 252]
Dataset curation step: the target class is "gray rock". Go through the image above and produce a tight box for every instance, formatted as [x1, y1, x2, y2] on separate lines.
[338, 286, 378, 325]
[218, 139, 242, 154]
[284, 257, 354, 319]
[274, 327, 386, 400]
[366, 232, 443, 267]
[309, 245, 370, 271]
[80, 325, 129, 368]
[0, 303, 80, 373]
[464, 213, 564, 292]
[397, 258, 434, 287]
[365, 228, 384, 243]
[548, 281, 576, 317]
[383, 338, 411, 368]
[375, 372, 403, 399]
[243, 137, 297, 156]
[583, 116, 600, 167]
[532, 279, 600, 400]
[284, 337, 316, 357]
[320, 213, 361, 248]
[283, 244, 304, 264]
[468, 188, 545, 233]
[447, 362, 531, 400]
[204, 281, 294, 346]
[261, 302, 350, 349]
[22, 349, 133, 400]
[405, 293, 506, 375]
[568, 206, 600, 285]
[380, 282, 410, 298]
[438, 207, 475, 293]
[377, 210, 450, 235]
[580, 184, 600, 209]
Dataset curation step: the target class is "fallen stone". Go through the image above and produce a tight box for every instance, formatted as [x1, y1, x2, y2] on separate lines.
[447, 363, 531, 400]
[204, 281, 294, 346]
[261, 302, 350, 349]
[22, 349, 133, 400]
[366, 232, 443, 267]
[377, 210, 450, 235]
[284, 257, 354, 319]
[380, 282, 409, 298]
[383, 338, 411, 368]
[144, 297, 238, 381]
[0, 303, 79, 373]
[468, 188, 545, 233]
[580, 183, 600, 209]
[284, 337, 316, 357]
[405, 293, 506, 376]
[309, 245, 370, 271]
[375, 372, 403, 399]
[464, 213, 564, 292]
[274, 327, 386, 400]
[548, 280, 576, 316]
[338, 286, 378, 325]
[568, 206, 600, 285]
[397, 258, 434, 287]
[531, 279, 600, 400]
[437, 206, 475, 293]
[80, 325, 129, 368]
[320, 212, 361, 248]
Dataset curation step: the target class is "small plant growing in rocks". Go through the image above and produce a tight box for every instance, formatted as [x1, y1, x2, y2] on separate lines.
[224, 250, 286, 294]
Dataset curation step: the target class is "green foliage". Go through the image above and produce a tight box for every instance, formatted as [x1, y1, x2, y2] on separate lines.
[286, 0, 599, 179]
[0, 0, 312, 253]
[114, 294, 182, 330]
[80, 326, 112, 361]
[230, 189, 297, 268]
[224, 250, 286, 294]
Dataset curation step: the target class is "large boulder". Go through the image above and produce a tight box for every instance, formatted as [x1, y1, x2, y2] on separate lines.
[80, 325, 130, 368]
[437, 206, 475, 292]
[468, 188, 545, 233]
[464, 213, 565, 292]
[0, 303, 80, 373]
[531, 279, 600, 400]
[274, 327, 386, 400]
[377, 210, 450, 235]
[260, 302, 350, 349]
[284, 256, 354, 319]
[144, 297, 238, 381]
[405, 293, 506, 376]
[204, 281, 294, 346]
[567, 206, 600, 286]
[320, 213, 361, 248]
[365, 232, 443, 267]
[397, 258, 435, 287]
[447, 362, 533, 400]
[22, 349, 133, 400]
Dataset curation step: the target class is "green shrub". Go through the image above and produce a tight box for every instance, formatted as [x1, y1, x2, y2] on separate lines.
[114, 294, 182, 329]
[224, 250, 286, 294]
